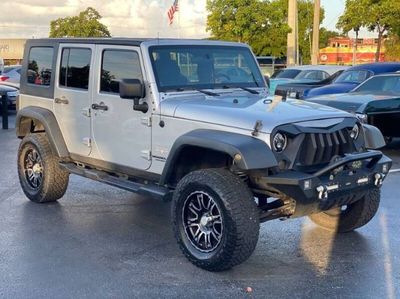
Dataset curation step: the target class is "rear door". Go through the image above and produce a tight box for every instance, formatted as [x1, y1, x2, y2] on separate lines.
[54, 44, 94, 156]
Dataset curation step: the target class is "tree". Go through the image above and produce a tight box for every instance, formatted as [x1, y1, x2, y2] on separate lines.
[206, 0, 326, 62]
[50, 7, 111, 38]
[206, 0, 289, 57]
[385, 32, 400, 62]
[337, 0, 400, 62]
[320, 28, 341, 48]
[297, 0, 325, 64]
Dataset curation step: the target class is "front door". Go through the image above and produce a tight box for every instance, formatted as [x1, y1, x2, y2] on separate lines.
[90, 45, 152, 170]
[54, 44, 94, 156]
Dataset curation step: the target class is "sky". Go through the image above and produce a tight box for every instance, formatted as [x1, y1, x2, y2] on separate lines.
[0, 0, 377, 39]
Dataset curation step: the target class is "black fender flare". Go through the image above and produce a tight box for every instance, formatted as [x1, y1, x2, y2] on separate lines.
[362, 123, 386, 149]
[16, 106, 69, 158]
[160, 129, 278, 185]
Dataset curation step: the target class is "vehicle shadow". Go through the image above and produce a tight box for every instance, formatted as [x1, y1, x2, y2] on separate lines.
[17, 187, 393, 299]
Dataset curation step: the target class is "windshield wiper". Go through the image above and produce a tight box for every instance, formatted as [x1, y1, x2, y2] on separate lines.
[175, 87, 220, 96]
[222, 85, 259, 95]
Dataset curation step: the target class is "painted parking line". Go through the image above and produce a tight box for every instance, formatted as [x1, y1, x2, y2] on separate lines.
[389, 168, 400, 174]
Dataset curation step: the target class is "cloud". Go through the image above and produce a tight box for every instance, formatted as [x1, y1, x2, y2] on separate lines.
[0, 0, 208, 39]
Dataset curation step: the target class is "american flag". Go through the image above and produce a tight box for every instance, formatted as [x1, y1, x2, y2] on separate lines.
[167, 0, 179, 25]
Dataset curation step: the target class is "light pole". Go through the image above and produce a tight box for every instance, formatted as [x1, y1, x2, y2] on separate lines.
[287, 0, 298, 66]
[311, 0, 320, 65]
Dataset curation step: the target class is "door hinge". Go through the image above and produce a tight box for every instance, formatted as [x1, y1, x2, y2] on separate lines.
[82, 137, 91, 147]
[82, 107, 91, 117]
[141, 117, 152, 127]
[141, 150, 152, 161]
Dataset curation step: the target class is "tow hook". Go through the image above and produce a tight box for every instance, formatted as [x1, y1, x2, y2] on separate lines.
[374, 173, 384, 187]
[316, 185, 328, 200]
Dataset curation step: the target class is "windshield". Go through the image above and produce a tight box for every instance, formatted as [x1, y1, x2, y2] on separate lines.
[353, 76, 400, 95]
[149, 45, 265, 92]
[3, 67, 16, 73]
[334, 70, 372, 84]
[272, 69, 301, 79]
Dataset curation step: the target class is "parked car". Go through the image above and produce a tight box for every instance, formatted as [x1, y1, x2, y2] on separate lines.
[269, 65, 347, 95]
[16, 38, 391, 271]
[0, 83, 19, 109]
[305, 63, 400, 99]
[275, 69, 346, 99]
[0, 65, 21, 83]
[308, 73, 400, 144]
[0, 58, 4, 74]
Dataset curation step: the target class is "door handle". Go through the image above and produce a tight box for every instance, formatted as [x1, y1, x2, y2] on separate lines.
[92, 102, 108, 111]
[54, 97, 69, 104]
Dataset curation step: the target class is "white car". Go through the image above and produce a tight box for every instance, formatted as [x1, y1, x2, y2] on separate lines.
[0, 65, 21, 84]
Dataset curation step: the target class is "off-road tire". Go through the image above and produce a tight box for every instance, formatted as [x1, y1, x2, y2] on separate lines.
[309, 188, 380, 233]
[172, 169, 260, 271]
[18, 133, 69, 203]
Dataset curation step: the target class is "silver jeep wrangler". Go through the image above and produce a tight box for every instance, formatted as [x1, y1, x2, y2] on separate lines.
[16, 38, 391, 271]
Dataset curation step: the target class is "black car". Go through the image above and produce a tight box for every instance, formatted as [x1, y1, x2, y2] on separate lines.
[308, 73, 400, 143]
[274, 70, 345, 99]
[0, 83, 19, 110]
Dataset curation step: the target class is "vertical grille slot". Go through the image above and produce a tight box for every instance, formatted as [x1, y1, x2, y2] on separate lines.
[297, 128, 354, 167]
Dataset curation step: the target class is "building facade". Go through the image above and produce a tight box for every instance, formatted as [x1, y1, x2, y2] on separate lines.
[0, 39, 26, 65]
[319, 37, 385, 65]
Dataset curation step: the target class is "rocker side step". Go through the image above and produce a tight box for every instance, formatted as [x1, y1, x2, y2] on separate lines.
[60, 162, 170, 201]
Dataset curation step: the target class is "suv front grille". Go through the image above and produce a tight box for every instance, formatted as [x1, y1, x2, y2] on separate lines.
[297, 129, 354, 166]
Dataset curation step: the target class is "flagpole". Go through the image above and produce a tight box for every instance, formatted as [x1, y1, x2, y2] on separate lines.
[178, 1, 181, 38]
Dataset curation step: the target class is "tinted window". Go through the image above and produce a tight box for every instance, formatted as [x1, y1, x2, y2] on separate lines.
[4, 67, 15, 73]
[101, 50, 143, 94]
[274, 69, 301, 79]
[257, 58, 274, 65]
[295, 70, 329, 81]
[59, 48, 91, 90]
[28, 47, 54, 86]
[334, 70, 372, 84]
[353, 76, 400, 94]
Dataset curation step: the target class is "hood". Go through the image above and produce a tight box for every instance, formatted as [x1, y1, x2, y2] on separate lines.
[306, 82, 358, 99]
[160, 91, 351, 133]
[308, 92, 400, 114]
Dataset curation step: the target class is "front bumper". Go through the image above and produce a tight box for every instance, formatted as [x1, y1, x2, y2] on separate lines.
[255, 150, 392, 217]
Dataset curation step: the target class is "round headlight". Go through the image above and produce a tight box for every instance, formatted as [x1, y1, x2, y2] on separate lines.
[350, 124, 360, 140]
[272, 133, 287, 152]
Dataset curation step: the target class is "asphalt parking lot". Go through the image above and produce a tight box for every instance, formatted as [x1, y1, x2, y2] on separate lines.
[1, 112, 399, 298]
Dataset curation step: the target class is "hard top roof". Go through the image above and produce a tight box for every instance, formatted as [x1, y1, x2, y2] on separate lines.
[25, 38, 247, 47]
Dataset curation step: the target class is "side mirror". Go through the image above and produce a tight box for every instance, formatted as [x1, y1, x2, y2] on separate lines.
[119, 79, 148, 113]
[264, 75, 270, 88]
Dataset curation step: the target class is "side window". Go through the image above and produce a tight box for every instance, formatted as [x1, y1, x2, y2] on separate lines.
[28, 47, 54, 86]
[59, 48, 91, 90]
[100, 50, 143, 94]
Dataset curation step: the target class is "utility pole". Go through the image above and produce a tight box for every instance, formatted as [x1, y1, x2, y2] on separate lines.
[311, 0, 320, 65]
[287, 0, 298, 66]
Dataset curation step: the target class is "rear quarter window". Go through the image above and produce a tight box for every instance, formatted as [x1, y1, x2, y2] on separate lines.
[28, 47, 54, 86]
